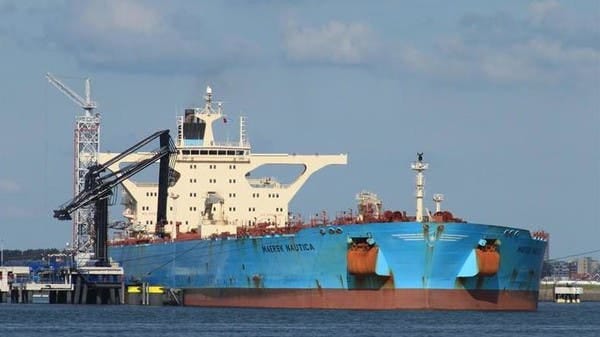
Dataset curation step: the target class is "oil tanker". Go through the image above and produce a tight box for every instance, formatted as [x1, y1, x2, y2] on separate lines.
[104, 87, 548, 310]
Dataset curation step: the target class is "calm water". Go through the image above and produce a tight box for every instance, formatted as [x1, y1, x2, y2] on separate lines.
[1, 302, 598, 337]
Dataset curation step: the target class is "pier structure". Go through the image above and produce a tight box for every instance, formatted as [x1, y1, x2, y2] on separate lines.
[554, 284, 583, 303]
[1, 265, 73, 304]
[71, 265, 124, 305]
[0, 262, 124, 304]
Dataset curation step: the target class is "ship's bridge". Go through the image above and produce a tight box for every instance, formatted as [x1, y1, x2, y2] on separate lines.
[98, 86, 347, 237]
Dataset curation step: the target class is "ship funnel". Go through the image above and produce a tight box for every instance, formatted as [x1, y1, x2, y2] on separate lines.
[411, 153, 429, 222]
[433, 194, 444, 213]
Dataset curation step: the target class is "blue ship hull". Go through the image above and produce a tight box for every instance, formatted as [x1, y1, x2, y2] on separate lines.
[109, 222, 547, 310]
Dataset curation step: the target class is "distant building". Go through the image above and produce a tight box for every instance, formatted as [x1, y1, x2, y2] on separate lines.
[576, 257, 590, 275]
[543, 256, 600, 280]
[544, 260, 570, 279]
[591, 260, 600, 275]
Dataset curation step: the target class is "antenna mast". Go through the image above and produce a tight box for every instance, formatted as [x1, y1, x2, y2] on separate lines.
[46, 73, 100, 257]
[411, 153, 429, 222]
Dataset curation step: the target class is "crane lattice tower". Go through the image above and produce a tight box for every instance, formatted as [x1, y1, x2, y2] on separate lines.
[46, 73, 100, 255]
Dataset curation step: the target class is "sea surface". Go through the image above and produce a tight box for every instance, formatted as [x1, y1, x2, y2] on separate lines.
[1, 302, 598, 337]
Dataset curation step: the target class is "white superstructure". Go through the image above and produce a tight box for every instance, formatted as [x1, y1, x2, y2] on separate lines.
[98, 87, 347, 238]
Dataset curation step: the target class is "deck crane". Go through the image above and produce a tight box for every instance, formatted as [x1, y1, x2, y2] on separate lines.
[46, 73, 100, 255]
[53, 130, 178, 266]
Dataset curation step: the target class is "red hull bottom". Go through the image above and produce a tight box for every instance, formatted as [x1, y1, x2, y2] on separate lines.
[183, 288, 539, 311]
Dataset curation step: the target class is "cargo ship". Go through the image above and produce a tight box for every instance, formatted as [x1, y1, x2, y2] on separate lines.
[103, 87, 548, 310]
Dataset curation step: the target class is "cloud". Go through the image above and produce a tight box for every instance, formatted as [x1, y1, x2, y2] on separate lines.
[0, 179, 21, 193]
[3, 0, 597, 84]
[529, 0, 562, 26]
[79, 0, 164, 36]
[392, 1, 600, 85]
[35, 0, 260, 75]
[276, 2, 598, 85]
[283, 20, 378, 65]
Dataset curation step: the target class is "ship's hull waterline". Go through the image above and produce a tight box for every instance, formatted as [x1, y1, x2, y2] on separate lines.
[109, 221, 547, 310]
[184, 288, 540, 310]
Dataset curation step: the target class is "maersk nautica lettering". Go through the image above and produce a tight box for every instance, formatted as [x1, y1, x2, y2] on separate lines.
[262, 243, 315, 253]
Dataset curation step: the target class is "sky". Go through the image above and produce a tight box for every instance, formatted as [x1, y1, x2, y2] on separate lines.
[0, 0, 598, 259]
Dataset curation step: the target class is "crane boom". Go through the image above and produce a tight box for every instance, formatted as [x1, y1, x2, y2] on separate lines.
[46, 72, 97, 111]
[54, 130, 177, 266]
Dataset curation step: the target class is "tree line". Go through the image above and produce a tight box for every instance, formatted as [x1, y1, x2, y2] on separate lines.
[2, 249, 61, 264]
